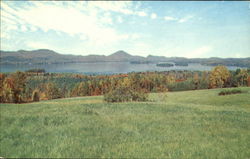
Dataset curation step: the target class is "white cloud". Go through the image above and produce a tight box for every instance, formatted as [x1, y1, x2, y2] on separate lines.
[0, 1, 157, 55]
[150, 13, 157, 19]
[178, 15, 194, 23]
[130, 34, 141, 40]
[119, 33, 141, 41]
[231, 53, 247, 58]
[88, 1, 134, 15]
[0, 1, 149, 49]
[1, 2, 20, 18]
[100, 13, 113, 25]
[30, 25, 38, 32]
[21, 25, 27, 32]
[164, 16, 176, 21]
[26, 41, 72, 54]
[137, 11, 147, 17]
[117, 16, 123, 23]
[0, 30, 9, 39]
[164, 15, 194, 23]
[0, 1, 139, 47]
[186, 46, 213, 58]
[26, 41, 51, 49]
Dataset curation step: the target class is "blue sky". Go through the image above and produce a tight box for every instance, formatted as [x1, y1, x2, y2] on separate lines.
[1, 1, 250, 58]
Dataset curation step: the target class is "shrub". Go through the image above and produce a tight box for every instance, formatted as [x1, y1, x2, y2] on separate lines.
[218, 89, 243, 96]
[218, 90, 226, 96]
[231, 89, 242, 94]
[104, 86, 148, 103]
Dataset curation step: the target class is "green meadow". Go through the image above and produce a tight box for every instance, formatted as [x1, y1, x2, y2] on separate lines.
[1, 87, 250, 158]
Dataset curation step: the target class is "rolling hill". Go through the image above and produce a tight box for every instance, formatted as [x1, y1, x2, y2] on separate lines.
[1, 87, 250, 158]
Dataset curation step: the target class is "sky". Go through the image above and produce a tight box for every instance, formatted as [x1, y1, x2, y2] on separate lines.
[1, 1, 250, 58]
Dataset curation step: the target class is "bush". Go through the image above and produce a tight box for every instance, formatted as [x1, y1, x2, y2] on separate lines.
[218, 89, 243, 96]
[104, 86, 148, 103]
[218, 90, 226, 96]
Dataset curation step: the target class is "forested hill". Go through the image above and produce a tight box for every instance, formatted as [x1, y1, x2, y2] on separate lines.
[1, 49, 250, 67]
[0, 49, 144, 64]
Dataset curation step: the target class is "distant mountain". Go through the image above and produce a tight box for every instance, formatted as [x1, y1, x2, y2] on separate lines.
[107, 50, 134, 61]
[107, 50, 145, 62]
[109, 50, 131, 58]
[1, 49, 78, 64]
[0, 49, 249, 67]
[147, 55, 168, 62]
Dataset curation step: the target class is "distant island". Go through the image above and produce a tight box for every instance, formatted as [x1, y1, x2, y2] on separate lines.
[0, 49, 249, 67]
[130, 61, 154, 64]
[156, 63, 174, 67]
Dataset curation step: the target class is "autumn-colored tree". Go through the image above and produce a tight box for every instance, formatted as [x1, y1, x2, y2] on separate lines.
[209, 65, 230, 88]
[72, 82, 84, 96]
[2, 77, 13, 102]
[236, 69, 248, 86]
[2, 71, 27, 103]
[45, 82, 60, 100]
[93, 87, 101, 96]
[60, 84, 69, 98]
[247, 76, 250, 87]
[193, 72, 199, 89]
[32, 89, 40, 102]
[167, 74, 176, 85]
[0, 73, 6, 102]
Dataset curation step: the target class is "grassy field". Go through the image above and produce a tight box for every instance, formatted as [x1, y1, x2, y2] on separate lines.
[1, 87, 250, 158]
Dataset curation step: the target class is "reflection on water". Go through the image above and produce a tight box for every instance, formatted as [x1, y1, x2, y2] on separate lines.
[0, 62, 244, 74]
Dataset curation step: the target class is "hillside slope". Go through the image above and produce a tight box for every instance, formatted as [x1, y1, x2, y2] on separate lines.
[0, 87, 250, 158]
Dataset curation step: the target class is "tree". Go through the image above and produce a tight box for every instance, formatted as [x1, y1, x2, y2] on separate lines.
[248, 76, 250, 87]
[1, 71, 27, 103]
[199, 71, 209, 89]
[12, 71, 27, 103]
[193, 72, 199, 89]
[0, 73, 6, 102]
[45, 82, 60, 100]
[32, 89, 40, 102]
[209, 65, 230, 88]
[236, 69, 248, 86]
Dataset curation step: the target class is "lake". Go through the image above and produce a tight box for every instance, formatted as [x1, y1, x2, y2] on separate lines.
[0, 62, 245, 74]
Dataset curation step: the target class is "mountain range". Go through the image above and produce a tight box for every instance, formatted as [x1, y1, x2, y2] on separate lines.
[0, 49, 250, 67]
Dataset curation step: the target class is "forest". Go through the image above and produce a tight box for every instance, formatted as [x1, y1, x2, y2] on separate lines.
[0, 66, 249, 103]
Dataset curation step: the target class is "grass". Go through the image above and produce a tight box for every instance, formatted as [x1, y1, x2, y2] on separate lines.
[0, 87, 250, 158]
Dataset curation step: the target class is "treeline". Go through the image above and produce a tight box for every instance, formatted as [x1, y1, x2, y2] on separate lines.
[0, 66, 249, 103]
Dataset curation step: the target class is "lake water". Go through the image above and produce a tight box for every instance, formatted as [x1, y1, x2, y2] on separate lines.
[0, 62, 244, 74]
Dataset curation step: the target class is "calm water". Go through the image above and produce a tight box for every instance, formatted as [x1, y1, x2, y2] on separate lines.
[0, 62, 244, 74]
